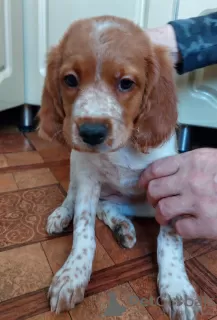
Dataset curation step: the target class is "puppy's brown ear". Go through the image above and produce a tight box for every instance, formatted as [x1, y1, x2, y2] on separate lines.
[132, 45, 178, 152]
[37, 46, 65, 143]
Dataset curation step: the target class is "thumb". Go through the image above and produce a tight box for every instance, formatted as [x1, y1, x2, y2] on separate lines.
[175, 217, 204, 239]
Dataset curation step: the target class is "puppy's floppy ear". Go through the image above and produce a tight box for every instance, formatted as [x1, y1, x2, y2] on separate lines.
[132, 45, 178, 152]
[37, 45, 65, 142]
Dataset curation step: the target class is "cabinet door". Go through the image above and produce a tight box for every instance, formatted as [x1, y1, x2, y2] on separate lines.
[175, 2, 217, 128]
[0, 0, 24, 111]
[23, 0, 177, 105]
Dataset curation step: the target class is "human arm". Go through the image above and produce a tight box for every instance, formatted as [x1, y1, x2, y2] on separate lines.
[146, 11, 217, 74]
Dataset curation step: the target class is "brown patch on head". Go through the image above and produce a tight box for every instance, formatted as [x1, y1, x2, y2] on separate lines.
[37, 45, 66, 144]
[132, 45, 177, 152]
[38, 15, 177, 152]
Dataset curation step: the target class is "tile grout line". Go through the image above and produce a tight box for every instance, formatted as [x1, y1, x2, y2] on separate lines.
[0, 232, 72, 253]
[0, 159, 70, 174]
[0, 131, 35, 154]
[58, 182, 68, 197]
[11, 171, 19, 191]
[23, 132, 37, 151]
[0, 286, 49, 306]
[40, 242, 55, 276]
[96, 234, 116, 265]
[0, 253, 157, 311]
[128, 281, 157, 320]
[186, 259, 217, 304]
[95, 223, 118, 266]
[0, 182, 62, 196]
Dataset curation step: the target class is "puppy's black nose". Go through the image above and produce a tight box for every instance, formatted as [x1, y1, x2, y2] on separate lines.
[78, 123, 108, 146]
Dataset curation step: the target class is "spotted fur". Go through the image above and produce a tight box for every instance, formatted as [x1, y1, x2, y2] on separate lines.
[39, 15, 200, 320]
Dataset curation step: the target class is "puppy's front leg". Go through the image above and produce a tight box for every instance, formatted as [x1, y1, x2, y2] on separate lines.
[157, 225, 201, 320]
[48, 176, 100, 314]
[47, 151, 76, 234]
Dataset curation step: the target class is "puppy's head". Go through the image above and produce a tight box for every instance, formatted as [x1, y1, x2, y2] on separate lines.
[38, 16, 177, 153]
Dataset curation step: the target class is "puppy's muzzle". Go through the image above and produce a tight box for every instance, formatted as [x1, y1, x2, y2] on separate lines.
[78, 123, 108, 146]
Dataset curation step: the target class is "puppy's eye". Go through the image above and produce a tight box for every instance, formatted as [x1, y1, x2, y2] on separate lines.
[118, 78, 135, 92]
[64, 74, 79, 88]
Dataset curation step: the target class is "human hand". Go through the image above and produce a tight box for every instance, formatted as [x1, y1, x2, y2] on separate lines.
[145, 24, 181, 64]
[139, 148, 217, 239]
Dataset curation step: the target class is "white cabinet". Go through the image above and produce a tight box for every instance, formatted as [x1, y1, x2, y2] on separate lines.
[1, 0, 217, 130]
[24, 0, 148, 105]
[0, 0, 24, 111]
[22, 0, 177, 105]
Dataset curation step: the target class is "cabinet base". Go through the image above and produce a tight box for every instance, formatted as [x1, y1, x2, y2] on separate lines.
[18, 104, 37, 132]
[178, 125, 192, 153]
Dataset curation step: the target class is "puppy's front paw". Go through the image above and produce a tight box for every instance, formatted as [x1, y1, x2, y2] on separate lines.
[113, 222, 136, 249]
[159, 274, 201, 320]
[46, 206, 73, 234]
[48, 263, 90, 313]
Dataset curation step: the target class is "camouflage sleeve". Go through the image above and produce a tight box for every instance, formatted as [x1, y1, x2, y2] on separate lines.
[168, 12, 217, 75]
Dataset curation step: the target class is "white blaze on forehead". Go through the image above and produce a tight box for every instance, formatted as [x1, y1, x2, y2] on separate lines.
[91, 20, 124, 81]
[94, 20, 121, 33]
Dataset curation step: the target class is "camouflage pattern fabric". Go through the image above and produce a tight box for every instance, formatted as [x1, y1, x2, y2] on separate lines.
[168, 12, 217, 74]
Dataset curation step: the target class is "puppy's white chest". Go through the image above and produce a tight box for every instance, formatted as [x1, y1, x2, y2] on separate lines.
[73, 134, 177, 198]
[88, 145, 151, 194]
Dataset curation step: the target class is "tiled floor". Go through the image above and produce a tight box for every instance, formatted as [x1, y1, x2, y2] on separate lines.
[1, 125, 217, 320]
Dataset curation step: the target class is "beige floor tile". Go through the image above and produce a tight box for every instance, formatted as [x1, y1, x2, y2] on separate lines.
[70, 283, 152, 320]
[0, 243, 52, 302]
[14, 168, 57, 189]
[42, 235, 114, 274]
[0, 173, 17, 193]
[0, 133, 33, 153]
[26, 311, 71, 320]
[0, 155, 8, 168]
[5, 151, 44, 167]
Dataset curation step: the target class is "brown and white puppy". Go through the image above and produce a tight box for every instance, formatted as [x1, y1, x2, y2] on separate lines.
[38, 15, 200, 320]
